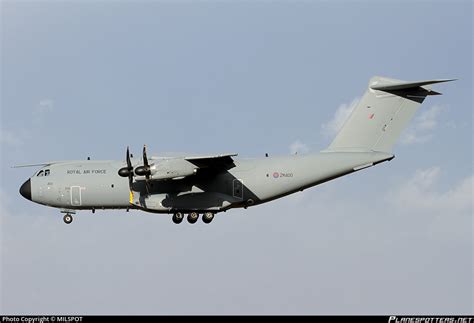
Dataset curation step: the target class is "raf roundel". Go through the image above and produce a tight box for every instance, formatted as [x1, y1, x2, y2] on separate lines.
[273, 172, 280, 178]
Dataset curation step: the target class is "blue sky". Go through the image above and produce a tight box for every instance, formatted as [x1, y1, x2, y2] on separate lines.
[1, 0, 472, 314]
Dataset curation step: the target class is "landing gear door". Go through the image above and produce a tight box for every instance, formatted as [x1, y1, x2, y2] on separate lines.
[233, 179, 243, 200]
[70, 186, 82, 206]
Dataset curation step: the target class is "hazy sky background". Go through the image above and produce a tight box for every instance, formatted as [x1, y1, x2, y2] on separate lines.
[1, 0, 472, 315]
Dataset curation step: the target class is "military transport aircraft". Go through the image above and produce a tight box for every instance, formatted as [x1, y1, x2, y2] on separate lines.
[17, 76, 454, 224]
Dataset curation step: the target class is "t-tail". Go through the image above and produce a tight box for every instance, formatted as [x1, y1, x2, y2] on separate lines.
[325, 76, 455, 153]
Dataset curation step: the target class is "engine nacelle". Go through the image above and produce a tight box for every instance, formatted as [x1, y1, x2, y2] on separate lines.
[134, 165, 150, 176]
[151, 158, 197, 180]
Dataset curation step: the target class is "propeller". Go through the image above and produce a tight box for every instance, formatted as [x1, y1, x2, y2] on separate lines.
[118, 145, 153, 195]
[134, 145, 151, 177]
[134, 145, 152, 194]
[118, 146, 134, 189]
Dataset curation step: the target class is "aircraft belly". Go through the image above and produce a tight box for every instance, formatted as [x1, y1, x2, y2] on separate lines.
[133, 191, 241, 213]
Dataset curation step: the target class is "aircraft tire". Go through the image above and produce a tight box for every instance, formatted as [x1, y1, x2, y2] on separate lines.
[187, 212, 199, 224]
[202, 212, 214, 224]
[172, 212, 184, 224]
[63, 214, 73, 224]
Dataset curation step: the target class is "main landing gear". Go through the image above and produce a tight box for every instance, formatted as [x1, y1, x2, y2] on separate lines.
[172, 212, 215, 224]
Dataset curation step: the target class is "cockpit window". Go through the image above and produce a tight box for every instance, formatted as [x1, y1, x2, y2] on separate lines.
[37, 169, 50, 177]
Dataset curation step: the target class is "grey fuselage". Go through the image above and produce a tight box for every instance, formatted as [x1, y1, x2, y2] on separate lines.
[23, 151, 393, 214]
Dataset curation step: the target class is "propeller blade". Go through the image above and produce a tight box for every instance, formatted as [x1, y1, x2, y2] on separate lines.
[126, 146, 132, 169]
[127, 146, 133, 188]
[129, 172, 133, 189]
[142, 145, 151, 194]
[143, 145, 149, 168]
[127, 147, 133, 188]
[144, 181, 150, 195]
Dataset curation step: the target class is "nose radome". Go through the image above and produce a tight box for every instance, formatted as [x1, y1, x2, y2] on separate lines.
[19, 179, 31, 201]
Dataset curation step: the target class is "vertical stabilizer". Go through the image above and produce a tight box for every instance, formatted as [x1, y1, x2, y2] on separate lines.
[326, 76, 455, 153]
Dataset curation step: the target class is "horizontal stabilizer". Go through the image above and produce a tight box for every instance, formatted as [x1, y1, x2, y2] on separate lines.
[370, 78, 456, 92]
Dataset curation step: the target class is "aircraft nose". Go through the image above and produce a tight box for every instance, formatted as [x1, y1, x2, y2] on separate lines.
[19, 179, 32, 201]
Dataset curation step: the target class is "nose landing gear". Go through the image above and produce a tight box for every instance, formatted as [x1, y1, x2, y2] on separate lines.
[60, 209, 76, 224]
[63, 214, 73, 224]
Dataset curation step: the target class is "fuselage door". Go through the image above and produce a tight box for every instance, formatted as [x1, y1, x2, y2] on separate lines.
[233, 179, 243, 199]
[70, 186, 82, 206]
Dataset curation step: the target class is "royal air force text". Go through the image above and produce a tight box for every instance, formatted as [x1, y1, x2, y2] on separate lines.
[66, 169, 106, 175]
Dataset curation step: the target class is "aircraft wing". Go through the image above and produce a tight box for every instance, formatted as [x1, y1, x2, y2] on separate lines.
[185, 153, 237, 170]
[138, 153, 238, 181]
[12, 160, 92, 168]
